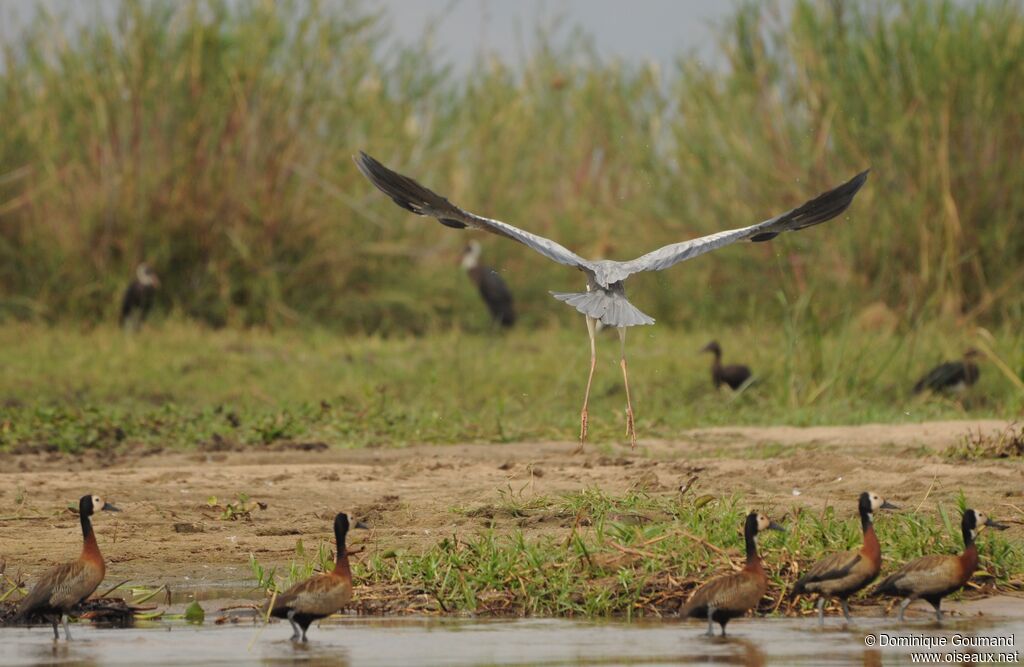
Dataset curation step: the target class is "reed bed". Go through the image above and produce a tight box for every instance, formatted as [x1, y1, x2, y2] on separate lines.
[1, 0, 1022, 331]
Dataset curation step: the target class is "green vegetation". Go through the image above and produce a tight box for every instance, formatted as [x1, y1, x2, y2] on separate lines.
[1, 322, 1020, 453]
[1, 0, 1022, 331]
[249, 489, 1023, 617]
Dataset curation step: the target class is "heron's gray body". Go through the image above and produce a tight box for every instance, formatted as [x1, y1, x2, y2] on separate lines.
[551, 275, 655, 328]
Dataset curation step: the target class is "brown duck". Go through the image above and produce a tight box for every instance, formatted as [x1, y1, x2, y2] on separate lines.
[267, 512, 367, 641]
[791, 491, 898, 626]
[681, 512, 784, 636]
[14, 494, 120, 639]
[700, 341, 752, 391]
[872, 508, 1008, 622]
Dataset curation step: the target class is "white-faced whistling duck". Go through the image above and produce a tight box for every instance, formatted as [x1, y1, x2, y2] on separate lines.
[462, 240, 516, 328]
[872, 508, 1008, 622]
[14, 494, 120, 640]
[681, 512, 784, 636]
[791, 491, 898, 626]
[120, 262, 160, 329]
[913, 348, 981, 394]
[268, 512, 368, 642]
[700, 341, 752, 391]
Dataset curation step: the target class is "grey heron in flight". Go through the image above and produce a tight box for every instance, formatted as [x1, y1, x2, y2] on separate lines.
[355, 152, 868, 449]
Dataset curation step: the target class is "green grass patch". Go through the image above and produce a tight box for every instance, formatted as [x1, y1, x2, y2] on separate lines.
[250, 489, 1023, 617]
[1, 322, 1021, 453]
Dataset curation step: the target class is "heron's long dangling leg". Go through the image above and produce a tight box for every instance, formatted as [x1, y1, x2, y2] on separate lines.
[618, 327, 637, 449]
[577, 316, 598, 452]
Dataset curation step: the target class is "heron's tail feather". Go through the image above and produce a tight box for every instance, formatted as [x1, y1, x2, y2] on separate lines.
[550, 291, 655, 328]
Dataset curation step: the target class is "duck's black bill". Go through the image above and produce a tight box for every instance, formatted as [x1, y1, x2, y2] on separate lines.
[102, 502, 121, 512]
[985, 518, 1009, 530]
[768, 521, 785, 532]
[354, 520, 369, 529]
[881, 500, 899, 510]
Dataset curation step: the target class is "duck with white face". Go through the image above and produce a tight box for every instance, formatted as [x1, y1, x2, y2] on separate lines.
[13, 494, 121, 639]
[791, 491, 898, 626]
[681, 511, 785, 636]
[872, 508, 1009, 622]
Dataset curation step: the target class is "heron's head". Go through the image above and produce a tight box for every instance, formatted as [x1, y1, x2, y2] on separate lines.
[137, 263, 160, 288]
[700, 341, 721, 356]
[461, 240, 482, 270]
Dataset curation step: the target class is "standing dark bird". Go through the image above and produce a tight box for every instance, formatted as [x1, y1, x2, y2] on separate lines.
[119, 263, 160, 329]
[461, 240, 516, 328]
[871, 508, 1008, 622]
[913, 349, 981, 394]
[700, 341, 752, 391]
[681, 512, 784, 636]
[267, 512, 367, 642]
[14, 494, 121, 640]
[355, 152, 868, 449]
[791, 491, 898, 626]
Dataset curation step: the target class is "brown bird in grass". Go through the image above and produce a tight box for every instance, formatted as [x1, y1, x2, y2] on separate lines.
[913, 348, 981, 395]
[700, 341, 752, 391]
[119, 263, 160, 330]
[462, 240, 516, 328]
[791, 491, 898, 626]
[872, 508, 1008, 622]
[14, 494, 120, 640]
[681, 512, 784, 636]
[267, 512, 367, 642]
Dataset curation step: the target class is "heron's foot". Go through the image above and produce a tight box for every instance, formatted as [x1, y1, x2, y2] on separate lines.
[624, 407, 636, 449]
[576, 408, 589, 452]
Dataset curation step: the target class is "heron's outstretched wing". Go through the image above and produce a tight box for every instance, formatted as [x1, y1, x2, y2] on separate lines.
[613, 170, 869, 279]
[354, 152, 592, 271]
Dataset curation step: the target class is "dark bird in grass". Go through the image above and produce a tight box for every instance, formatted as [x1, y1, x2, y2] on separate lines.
[14, 494, 120, 640]
[267, 513, 367, 642]
[119, 263, 160, 330]
[700, 341, 752, 391]
[462, 240, 516, 328]
[913, 348, 981, 395]
[791, 491, 898, 627]
[681, 512, 784, 636]
[354, 151, 868, 449]
[871, 508, 1007, 622]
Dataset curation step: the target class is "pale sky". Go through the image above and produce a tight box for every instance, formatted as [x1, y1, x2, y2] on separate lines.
[0, 0, 739, 69]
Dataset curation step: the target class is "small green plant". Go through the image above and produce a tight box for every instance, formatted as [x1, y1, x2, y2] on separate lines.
[947, 423, 1024, 460]
[207, 493, 265, 521]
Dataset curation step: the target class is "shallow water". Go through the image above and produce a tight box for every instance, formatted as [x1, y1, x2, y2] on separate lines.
[2, 613, 1021, 666]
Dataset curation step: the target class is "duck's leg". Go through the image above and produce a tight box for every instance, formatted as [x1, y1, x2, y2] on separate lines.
[816, 597, 826, 627]
[61, 614, 72, 640]
[576, 316, 598, 452]
[898, 598, 912, 623]
[932, 600, 942, 623]
[51, 616, 60, 640]
[840, 598, 853, 624]
[705, 606, 716, 637]
[617, 327, 637, 449]
[286, 610, 300, 642]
